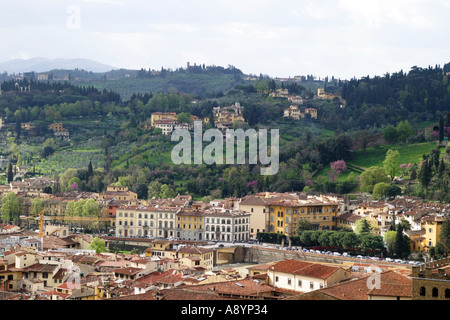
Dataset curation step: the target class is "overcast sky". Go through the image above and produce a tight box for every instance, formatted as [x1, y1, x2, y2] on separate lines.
[1, 0, 449, 79]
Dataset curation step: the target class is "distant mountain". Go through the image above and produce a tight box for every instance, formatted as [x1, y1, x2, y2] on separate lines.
[0, 57, 116, 74]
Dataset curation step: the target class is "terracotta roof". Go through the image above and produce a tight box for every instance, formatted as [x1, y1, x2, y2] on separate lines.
[113, 267, 143, 276]
[239, 196, 268, 206]
[269, 260, 342, 280]
[306, 270, 411, 300]
[182, 278, 273, 297]
[336, 213, 362, 222]
[23, 263, 58, 273]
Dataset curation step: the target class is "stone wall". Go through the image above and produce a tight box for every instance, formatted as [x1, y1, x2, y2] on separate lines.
[238, 246, 346, 265]
[411, 257, 450, 300]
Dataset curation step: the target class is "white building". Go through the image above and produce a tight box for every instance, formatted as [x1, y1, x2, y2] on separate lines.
[267, 259, 352, 293]
[204, 210, 250, 242]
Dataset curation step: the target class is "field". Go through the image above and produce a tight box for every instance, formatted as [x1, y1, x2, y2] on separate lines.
[314, 141, 442, 183]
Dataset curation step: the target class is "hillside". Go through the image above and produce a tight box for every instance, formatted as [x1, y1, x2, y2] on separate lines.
[0, 57, 116, 74]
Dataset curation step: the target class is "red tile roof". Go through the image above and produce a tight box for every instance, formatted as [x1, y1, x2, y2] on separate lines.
[269, 259, 342, 280]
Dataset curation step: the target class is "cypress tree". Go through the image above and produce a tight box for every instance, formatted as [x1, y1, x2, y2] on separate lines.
[410, 166, 417, 180]
[88, 161, 94, 178]
[438, 159, 446, 177]
[394, 225, 404, 258]
[7, 162, 13, 183]
[419, 160, 432, 189]
[439, 116, 444, 142]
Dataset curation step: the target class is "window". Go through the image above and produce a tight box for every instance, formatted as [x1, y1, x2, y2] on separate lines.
[432, 288, 439, 297]
[288, 278, 292, 286]
[445, 289, 450, 299]
[275, 276, 279, 282]
[310, 282, 314, 289]
[298, 280, 302, 287]
[419, 287, 426, 296]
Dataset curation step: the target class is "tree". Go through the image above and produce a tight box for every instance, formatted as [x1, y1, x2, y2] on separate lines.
[82, 199, 100, 217]
[394, 225, 404, 258]
[410, 166, 418, 180]
[16, 154, 22, 167]
[359, 166, 389, 193]
[440, 218, 450, 251]
[177, 112, 191, 124]
[396, 120, 414, 142]
[398, 218, 411, 232]
[372, 182, 389, 199]
[355, 218, 372, 235]
[160, 184, 176, 199]
[87, 161, 94, 178]
[31, 197, 43, 216]
[354, 130, 376, 155]
[429, 246, 436, 260]
[133, 183, 148, 200]
[419, 160, 432, 189]
[300, 230, 314, 246]
[384, 230, 397, 255]
[341, 232, 358, 249]
[383, 125, 398, 144]
[385, 185, 402, 199]
[7, 162, 13, 183]
[330, 160, 347, 175]
[295, 218, 312, 235]
[383, 149, 400, 180]
[1, 192, 20, 223]
[318, 134, 353, 165]
[359, 233, 384, 252]
[435, 242, 446, 257]
[60, 168, 78, 192]
[87, 237, 106, 253]
[318, 231, 332, 247]
[148, 181, 162, 199]
[439, 116, 444, 143]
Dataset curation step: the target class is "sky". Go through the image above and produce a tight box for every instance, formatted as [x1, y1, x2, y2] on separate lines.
[1, 0, 449, 80]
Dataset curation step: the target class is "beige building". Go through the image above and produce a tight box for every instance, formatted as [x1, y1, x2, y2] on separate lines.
[237, 195, 269, 238]
[267, 259, 352, 293]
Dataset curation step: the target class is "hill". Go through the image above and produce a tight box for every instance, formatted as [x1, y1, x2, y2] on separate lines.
[0, 57, 116, 74]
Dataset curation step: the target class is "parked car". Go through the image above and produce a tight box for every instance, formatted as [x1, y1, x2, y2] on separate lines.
[342, 252, 349, 257]
[356, 255, 363, 259]
[315, 250, 321, 254]
[333, 252, 341, 256]
[394, 259, 403, 264]
[385, 257, 394, 262]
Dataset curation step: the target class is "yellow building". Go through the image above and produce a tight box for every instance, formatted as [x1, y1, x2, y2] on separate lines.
[422, 215, 445, 249]
[305, 108, 318, 119]
[176, 208, 205, 241]
[267, 198, 339, 236]
[0, 258, 22, 292]
[99, 185, 138, 202]
[150, 112, 177, 127]
[317, 88, 341, 100]
[49, 123, 64, 132]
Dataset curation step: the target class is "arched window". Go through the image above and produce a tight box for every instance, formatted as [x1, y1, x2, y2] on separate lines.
[419, 287, 426, 296]
[445, 289, 450, 299]
[432, 287, 439, 297]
